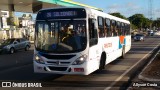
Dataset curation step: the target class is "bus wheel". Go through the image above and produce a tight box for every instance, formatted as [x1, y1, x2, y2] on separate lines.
[120, 47, 125, 59]
[99, 53, 106, 70]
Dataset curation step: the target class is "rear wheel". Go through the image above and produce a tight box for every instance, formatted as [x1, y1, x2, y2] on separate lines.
[10, 48, 15, 54]
[99, 53, 106, 70]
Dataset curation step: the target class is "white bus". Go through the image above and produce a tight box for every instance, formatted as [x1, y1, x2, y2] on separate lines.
[33, 7, 131, 75]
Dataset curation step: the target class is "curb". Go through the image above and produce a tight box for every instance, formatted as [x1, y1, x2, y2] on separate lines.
[138, 50, 160, 82]
[138, 74, 160, 82]
[120, 44, 160, 90]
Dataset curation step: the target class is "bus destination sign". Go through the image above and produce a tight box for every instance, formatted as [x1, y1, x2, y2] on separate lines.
[36, 8, 86, 20]
[46, 11, 77, 18]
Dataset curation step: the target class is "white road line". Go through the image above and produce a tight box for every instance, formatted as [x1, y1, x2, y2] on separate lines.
[104, 43, 160, 90]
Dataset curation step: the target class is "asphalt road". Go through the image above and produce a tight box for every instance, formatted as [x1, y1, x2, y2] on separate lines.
[0, 36, 160, 90]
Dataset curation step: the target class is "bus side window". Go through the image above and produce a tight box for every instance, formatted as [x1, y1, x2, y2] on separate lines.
[126, 24, 131, 35]
[98, 16, 105, 38]
[124, 24, 127, 35]
[105, 18, 111, 37]
[121, 23, 125, 36]
[119, 22, 122, 36]
[111, 20, 117, 36]
[114, 21, 118, 36]
[117, 22, 122, 36]
[89, 18, 98, 47]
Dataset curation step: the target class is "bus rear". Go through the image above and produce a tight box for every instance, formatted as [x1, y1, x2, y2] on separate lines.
[33, 8, 91, 75]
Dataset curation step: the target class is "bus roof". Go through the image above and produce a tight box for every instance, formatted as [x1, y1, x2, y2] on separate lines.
[89, 8, 130, 24]
[38, 7, 130, 24]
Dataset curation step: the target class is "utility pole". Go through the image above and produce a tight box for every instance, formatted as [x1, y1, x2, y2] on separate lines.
[148, 0, 154, 30]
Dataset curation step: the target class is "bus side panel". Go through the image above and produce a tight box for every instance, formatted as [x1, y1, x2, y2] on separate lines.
[124, 35, 131, 53]
[99, 37, 121, 64]
[88, 45, 102, 73]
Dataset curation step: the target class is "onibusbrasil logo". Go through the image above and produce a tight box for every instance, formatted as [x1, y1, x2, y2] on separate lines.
[2, 82, 42, 87]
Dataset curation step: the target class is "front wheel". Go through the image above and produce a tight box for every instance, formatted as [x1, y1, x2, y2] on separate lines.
[99, 53, 106, 70]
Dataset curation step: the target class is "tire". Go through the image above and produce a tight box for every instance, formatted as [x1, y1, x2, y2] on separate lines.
[99, 53, 106, 70]
[25, 45, 29, 51]
[120, 47, 125, 59]
[10, 48, 15, 54]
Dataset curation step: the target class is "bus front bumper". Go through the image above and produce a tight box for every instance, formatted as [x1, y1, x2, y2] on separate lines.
[33, 61, 89, 75]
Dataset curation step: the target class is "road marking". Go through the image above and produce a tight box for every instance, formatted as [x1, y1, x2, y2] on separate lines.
[104, 43, 160, 90]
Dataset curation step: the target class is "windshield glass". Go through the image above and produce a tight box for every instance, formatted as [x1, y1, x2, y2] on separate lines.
[35, 20, 87, 53]
[1, 39, 15, 45]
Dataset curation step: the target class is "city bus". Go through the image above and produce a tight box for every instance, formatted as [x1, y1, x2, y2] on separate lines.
[33, 7, 131, 75]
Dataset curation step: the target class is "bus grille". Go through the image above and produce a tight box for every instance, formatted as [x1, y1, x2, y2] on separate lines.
[48, 66, 68, 71]
[47, 61, 70, 65]
[39, 52, 76, 60]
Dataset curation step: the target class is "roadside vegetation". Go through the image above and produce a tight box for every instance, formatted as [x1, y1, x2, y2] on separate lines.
[109, 12, 160, 33]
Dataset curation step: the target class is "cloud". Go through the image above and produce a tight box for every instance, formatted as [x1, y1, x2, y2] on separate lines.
[125, 2, 143, 11]
[108, 9, 119, 13]
[106, 3, 122, 13]
[107, 4, 120, 9]
[155, 8, 160, 12]
[125, 2, 135, 7]
[105, 2, 150, 18]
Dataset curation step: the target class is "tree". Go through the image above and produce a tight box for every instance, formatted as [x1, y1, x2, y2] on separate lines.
[153, 19, 160, 29]
[22, 14, 26, 18]
[109, 12, 128, 20]
[128, 14, 152, 30]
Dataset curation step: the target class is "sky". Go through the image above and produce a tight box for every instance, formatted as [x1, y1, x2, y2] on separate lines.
[73, 0, 160, 19]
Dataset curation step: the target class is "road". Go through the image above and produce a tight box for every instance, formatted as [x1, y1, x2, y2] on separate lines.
[0, 36, 160, 90]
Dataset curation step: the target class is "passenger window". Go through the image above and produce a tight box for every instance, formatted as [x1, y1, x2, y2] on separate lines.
[121, 23, 125, 35]
[98, 16, 105, 38]
[124, 24, 127, 35]
[105, 18, 111, 37]
[111, 20, 117, 36]
[126, 24, 131, 35]
[117, 22, 122, 36]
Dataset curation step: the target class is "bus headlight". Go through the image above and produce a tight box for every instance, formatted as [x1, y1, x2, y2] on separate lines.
[72, 55, 87, 65]
[34, 54, 45, 64]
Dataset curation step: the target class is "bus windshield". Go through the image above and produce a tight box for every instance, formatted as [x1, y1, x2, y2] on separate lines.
[35, 20, 87, 53]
